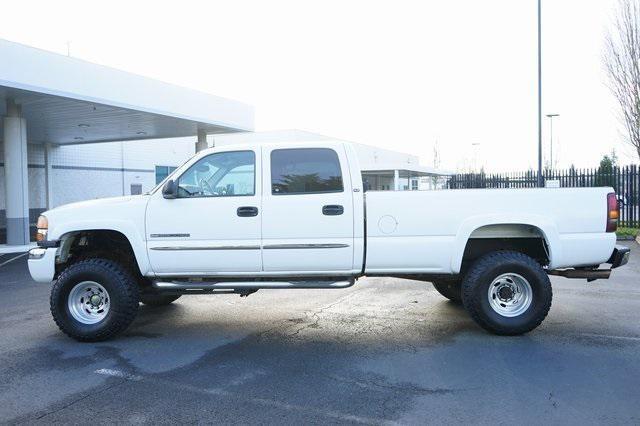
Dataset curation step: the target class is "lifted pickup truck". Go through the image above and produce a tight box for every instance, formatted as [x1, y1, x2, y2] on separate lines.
[28, 141, 630, 341]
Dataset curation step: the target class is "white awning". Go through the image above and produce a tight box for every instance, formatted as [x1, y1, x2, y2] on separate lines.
[361, 163, 452, 176]
[0, 39, 254, 144]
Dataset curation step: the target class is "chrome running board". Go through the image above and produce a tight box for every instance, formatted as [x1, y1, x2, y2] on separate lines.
[152, 278, 355, 291]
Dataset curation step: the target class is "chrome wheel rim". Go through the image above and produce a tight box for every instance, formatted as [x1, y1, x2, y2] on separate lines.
[487, 273, 533, 317]
[68, 281, 110, 324]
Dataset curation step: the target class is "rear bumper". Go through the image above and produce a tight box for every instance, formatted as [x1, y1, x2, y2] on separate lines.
[608, 245, 630, 269]
[547, 245, 630, 281]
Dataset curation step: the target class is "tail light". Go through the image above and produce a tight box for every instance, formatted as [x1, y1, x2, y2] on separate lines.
[606, 193, 619, 233]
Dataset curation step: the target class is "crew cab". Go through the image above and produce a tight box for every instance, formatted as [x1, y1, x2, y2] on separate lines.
[28, 141, 630, 341]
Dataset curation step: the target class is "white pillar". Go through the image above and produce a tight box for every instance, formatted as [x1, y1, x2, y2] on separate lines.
[196, 129, 208, 152]
[3, 100, 30, 245]
[44, 143, 54, 210]
[393, 169, 400, 191]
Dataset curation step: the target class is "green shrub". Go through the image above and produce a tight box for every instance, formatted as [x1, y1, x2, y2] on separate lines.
[616, 227, 639, 238]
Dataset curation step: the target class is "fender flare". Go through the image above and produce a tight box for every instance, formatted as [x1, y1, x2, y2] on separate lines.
[450, 214, 561, 273]
[52, 220, 151, 276]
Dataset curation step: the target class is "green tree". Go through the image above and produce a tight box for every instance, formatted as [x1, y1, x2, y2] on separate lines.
[604, 0, 640, 162]
[596, 150, 618, 187]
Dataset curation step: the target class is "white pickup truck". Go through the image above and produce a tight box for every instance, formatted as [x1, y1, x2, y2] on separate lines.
[28, 141, 630, 341]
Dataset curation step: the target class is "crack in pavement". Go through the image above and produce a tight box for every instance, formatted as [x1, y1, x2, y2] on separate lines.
[32, 379, 129, 422]
[284, 288, 366, 338]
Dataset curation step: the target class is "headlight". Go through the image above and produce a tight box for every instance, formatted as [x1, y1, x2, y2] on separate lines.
[36, 215, 48, 242]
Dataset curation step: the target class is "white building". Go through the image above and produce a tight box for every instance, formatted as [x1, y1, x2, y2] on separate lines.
[0, 40, 448, 247]
[213, 130, 450, 192]
[0, 131, 449, 245]
[0, 39, 252, 247]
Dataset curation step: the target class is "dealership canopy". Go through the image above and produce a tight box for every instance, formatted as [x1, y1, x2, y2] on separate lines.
[0, 39, 254, 245]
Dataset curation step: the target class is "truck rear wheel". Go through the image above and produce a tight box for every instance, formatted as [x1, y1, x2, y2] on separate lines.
[461, 251, 552, 335]
[432, 280, 462, 303]
[140, 293, 181, 306]
[50, 258, 139, 342]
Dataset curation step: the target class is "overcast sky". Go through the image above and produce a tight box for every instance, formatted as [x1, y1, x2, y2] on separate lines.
[1, 0, 631, 172]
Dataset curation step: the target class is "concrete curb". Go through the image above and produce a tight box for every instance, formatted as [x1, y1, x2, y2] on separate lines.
[0, 243, 36, 255]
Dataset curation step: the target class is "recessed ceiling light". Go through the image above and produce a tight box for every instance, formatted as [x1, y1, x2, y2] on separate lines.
[74, 137, 84, 141]
[78, 124, 90, 128]
[137, 131, 147, 136]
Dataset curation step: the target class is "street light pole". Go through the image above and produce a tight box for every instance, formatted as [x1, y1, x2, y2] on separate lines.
[537, 0, 543, 187]
[546, 113, 559, 169]
[472, 142, 481, 172]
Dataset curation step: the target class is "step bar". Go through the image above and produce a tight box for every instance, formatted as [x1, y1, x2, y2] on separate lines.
[151, 278, 356, 292]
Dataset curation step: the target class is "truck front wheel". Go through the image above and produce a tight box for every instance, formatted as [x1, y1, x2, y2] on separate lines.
[50, 258, 139, 342]
[432, 280, 462, 303]
[461, 251, 552, 335]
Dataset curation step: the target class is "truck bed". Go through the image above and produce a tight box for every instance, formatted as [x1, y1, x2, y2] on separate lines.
[364, 187, 616, 274]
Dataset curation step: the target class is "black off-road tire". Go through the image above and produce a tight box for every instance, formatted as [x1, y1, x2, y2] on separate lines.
[432, 280, 462, 303]
[50, 258, 139, 342]
[140, 293, 181, 306]
[461, 251, 552, 336]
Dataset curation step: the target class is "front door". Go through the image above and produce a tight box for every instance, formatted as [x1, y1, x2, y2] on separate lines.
[261, 145, 354, 272]
[146, 148, 262, 275]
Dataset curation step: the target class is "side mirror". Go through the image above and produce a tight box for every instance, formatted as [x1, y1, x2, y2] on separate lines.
[162, 179, 178, 199]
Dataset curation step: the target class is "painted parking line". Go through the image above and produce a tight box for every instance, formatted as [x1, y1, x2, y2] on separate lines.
[93, 368, 393, 425]
[94, 368, 142, 381]
[0, 253, 28, 268]
[578, 333, 640, 342]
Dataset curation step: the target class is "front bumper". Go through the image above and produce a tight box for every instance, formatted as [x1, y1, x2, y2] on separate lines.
[608, 245, 631, 269]
[28, 247, 57, 283]
[37, 239, 60, 249]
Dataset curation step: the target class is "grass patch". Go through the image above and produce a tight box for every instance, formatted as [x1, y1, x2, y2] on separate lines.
[616, 227, 639, 238]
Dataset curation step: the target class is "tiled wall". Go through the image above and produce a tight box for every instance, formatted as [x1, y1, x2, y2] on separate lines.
[0, 137, 196, 242]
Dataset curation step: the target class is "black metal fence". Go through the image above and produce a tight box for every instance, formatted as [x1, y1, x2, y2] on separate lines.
[447, 165, 640, 228]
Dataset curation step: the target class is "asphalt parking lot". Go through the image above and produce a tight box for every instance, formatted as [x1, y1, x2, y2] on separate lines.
[1, 244, 639, 425]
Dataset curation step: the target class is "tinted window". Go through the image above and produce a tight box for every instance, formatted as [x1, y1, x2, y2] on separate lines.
[271, 148, 343, 195]
[155, 165, 177, 184]
[177, 151, 255, 198]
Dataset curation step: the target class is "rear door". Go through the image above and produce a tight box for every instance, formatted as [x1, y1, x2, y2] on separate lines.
[261, 145, 354, 272]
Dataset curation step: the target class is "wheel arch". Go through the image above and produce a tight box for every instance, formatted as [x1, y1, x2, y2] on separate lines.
[451, 215, 560, 274]
[55, 227, 150, 278]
